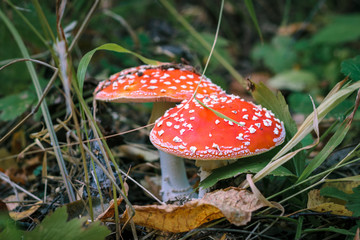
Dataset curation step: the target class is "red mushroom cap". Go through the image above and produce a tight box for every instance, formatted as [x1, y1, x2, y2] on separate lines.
[150, 94, 286, 160]
[94, 64, 224, 103]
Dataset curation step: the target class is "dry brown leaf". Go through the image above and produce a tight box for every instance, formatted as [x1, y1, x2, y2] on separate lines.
[97, 197, 125, 221]
[122, 200, 223, 233]
[121, 182, 278, 233]
[4, 193, 26, 211]
[307, 189, 353, 216]
[9, 201, 42, 221]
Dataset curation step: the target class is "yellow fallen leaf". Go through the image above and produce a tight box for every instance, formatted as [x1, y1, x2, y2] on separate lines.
[121, 177, 281, 233]
[9, 201, 42, 221]
[307, 189, 353, 216]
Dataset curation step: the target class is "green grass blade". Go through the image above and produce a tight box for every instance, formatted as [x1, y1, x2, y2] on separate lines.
[0, 9, 76, 202]
[77, 43, 159, 93]
[297, 119, 351, 182]
[244, 0, 263, 43]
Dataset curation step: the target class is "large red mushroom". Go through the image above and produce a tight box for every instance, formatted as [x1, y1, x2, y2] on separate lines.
[150, 94, 286, 197]
[94, 63, 225, 201]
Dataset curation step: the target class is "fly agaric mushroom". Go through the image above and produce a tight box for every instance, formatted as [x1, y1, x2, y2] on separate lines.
[150, 94, 286, 197]
[94, 63, 225, 201]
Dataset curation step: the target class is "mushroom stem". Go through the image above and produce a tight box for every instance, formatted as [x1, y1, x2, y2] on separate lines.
[149, 102, 176, 125]
[159, 150, 196, 202]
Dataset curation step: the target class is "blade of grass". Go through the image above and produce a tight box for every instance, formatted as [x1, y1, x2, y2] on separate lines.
[76, 43, 159, 94]
[0, 9, 76, 202]
[159, 0, 244, 86]
[297, 119, 351, 182]
[244, 0, 263, 43]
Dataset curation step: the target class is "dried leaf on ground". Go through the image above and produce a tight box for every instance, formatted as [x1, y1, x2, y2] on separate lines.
[97, 197, 125, 221]
[121, 184, 279, 233]
[9, 201, 42, 221]
[307, 189, 353, 216]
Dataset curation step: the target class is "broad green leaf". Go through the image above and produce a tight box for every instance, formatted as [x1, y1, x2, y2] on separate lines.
[244, 0, 263, 42]
[25, 207, 110, 240]
[268, 70, 318, 92]
[200, 156, 295, 189]
[77, 43, 159, 94]
[311, 14, 360, 45]
[341, 55, 360, 81]
[251, 82, 304, 175]
[0, 90, 36, 121]
[288, 93, 315, 114]
[346, 186, 360, 216]
[297, 119, 351, 182]
[320, 185, 360, 217]
[251, 36, 297, 73]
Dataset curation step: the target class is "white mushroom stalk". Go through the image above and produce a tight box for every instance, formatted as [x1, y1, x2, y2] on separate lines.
[159, 151, 196, 202]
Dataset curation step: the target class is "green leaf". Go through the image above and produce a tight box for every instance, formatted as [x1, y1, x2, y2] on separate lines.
[320, 185, 360, 217]
[341, 55, 360, 81]
[303, 226, 355, 236]
[311, 14, 360, 45]
[25, 207, 110, 240]
[251, 36, 297, 73]
[346, 186, 360, 217]
[251, 82, 305, 174]
[200, 156, 295, 189]
[244, 0, 263, 42]
[0, 90, 36, 121]
[288, 93, 315, 115]
[77, 43, 158, 94]
[268, 70, 318, 92]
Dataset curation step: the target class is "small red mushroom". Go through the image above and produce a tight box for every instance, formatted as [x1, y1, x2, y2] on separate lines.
[94, 63, 225, 201]
[150, 94, 286, 197]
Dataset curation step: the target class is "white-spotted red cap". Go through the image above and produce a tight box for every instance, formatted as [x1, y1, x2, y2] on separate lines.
[94, 63, 224, 103]
[150, 94, 286, 160]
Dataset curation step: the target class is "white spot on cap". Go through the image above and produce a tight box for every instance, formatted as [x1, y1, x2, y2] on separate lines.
[190, 117, 195, 120]
[190, 146, 197, 154]
[160, 89, 166, 93]
[166, 122, 172, 127]
[174, 125, 180, 129]
[187, 74, 194, 78]
[236, 133, 244, 140]
[157, 120, 163, 127]
[238, 122, 245, 126]
[180, 76, 186, 80]
[150, 79, 157, 84]
[189, 109, 195, 113]
[274, 128, 279, 135]
[265, 112, 271, 118]
[169, 86, 177, 90]
[180, 129, 186, 135]
[249, 125, 256, 133]
[164, 81, 171, 85]
[242, 108, 247, 112]
[263, 119, 272, 127]
[158, 130, 164, 136]
[255, 123, 261, 128]
[244, 141, 250, 146]
[209, 133, 212, 137]
[243, 114, 249, 120]
[179, 145, 185, 149]
[148, 86, 158, 90]
[228, 121, 234, 126]
[181, 85, 187, 88]
[212, 143, 221, 151]
[255, 112, 263, 117]
[215, 119, 220, 124]
[252, 116, 259, 121]
[173, 136, 182, 142]
[112, 82, 118, 90]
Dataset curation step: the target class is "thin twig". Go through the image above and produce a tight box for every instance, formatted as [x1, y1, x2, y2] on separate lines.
[0, 172, 42, 202]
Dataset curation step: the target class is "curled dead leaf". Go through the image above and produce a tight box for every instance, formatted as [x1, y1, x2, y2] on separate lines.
[120, 175, 282, 233]
[9, 201, 42, 221]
